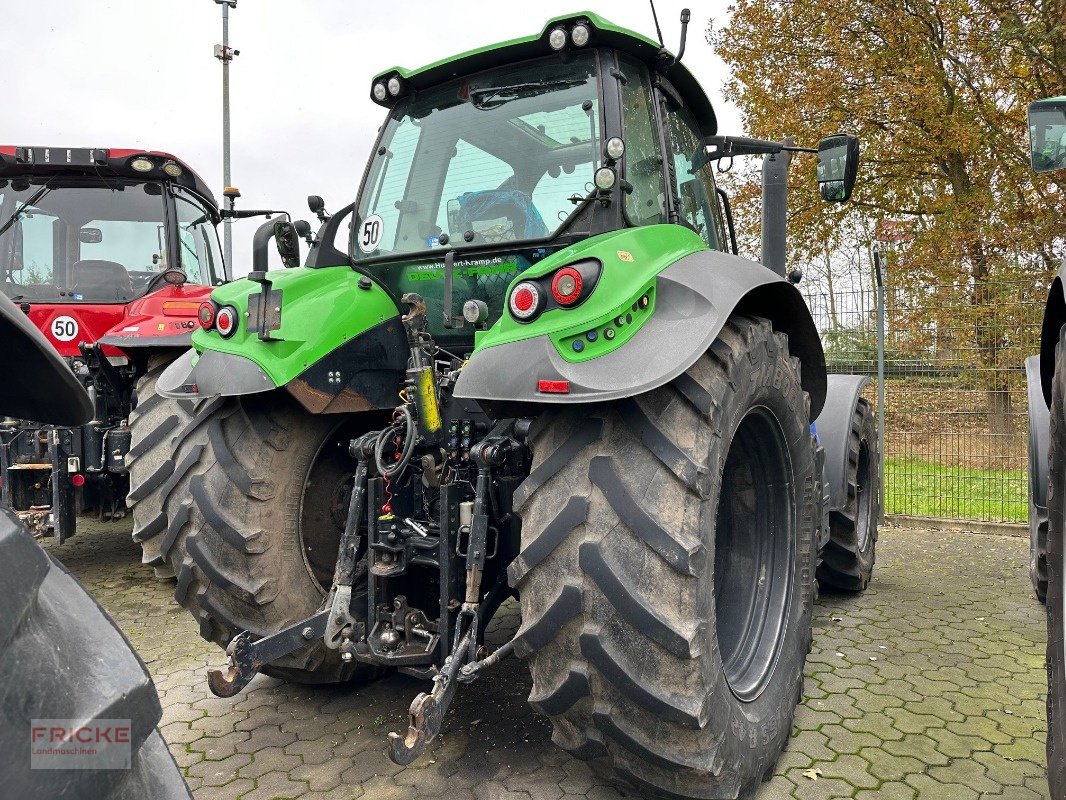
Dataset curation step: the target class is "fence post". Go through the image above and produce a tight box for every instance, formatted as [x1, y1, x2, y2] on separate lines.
[874, 248, 886, 524]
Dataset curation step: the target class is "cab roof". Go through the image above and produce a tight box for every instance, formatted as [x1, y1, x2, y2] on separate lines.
[0, 146, 219, 217]
[371, 11, 716, 134]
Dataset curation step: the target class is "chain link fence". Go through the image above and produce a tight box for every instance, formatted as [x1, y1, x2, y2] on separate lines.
[802, 261, 1045, 524]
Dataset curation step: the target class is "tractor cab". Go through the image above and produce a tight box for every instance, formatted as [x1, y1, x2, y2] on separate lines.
[349, 13, 727, 345]
[0, 146, 226, 541]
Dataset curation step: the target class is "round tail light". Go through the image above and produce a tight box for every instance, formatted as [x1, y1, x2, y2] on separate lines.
[215, 305, 238, 338]
[551, 267, 583, 306]
[509, 281, 542, 321]
[198, 302, 216, 330]
[70, 473, 86, 487]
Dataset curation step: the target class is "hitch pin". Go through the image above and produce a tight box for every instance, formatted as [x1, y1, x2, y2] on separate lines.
[404, 517, 430, 537]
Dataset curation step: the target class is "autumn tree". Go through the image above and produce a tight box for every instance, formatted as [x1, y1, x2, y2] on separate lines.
[710, 0, 1066, 434]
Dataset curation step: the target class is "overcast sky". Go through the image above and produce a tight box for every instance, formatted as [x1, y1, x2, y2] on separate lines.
[2, 0, 738, 275]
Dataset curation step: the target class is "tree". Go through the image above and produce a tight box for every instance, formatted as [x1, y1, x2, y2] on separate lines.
[710, 0, 1066, 434]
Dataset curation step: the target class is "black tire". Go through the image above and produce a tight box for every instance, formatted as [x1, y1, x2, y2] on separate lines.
[0, 510, 191, 799]
[1046, 331, 1066, 799]
[511, 316, 817, 800]
[816, 397, 879, 592]
[127, 354, 204, 578]
[1032, 496, 1049, 604]
[158, 392, 383, 683]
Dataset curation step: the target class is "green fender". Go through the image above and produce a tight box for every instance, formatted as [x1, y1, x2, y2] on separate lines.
[158, 266, 408, 413]
[453, 225, 827, 420]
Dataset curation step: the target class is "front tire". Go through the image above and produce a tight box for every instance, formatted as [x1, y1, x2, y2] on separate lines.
[1046, 331, 1066, 798]
[816, 398, 879, 592]
[512, 316, 817, 799]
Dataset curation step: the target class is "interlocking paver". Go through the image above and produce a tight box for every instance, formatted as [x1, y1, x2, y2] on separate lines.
[46, 521, 1050, 799]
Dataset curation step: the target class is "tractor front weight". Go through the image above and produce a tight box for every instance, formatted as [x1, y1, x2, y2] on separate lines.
[205, 293, 527, 760]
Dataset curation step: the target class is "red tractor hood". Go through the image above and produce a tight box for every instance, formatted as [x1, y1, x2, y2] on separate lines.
[21, 284, 215, 357]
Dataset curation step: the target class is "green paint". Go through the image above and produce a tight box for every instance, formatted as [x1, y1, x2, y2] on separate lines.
[374, 12, 660, 86]
[471, 224, 705, 362]
[193, 265, 400, 388]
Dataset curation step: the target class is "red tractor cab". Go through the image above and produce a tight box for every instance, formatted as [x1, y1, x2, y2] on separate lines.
[0, 146, 227, 542]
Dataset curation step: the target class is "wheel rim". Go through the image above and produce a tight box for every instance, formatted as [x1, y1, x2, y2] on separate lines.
[298, 418, 373, 591]
[713, 406, 795, 703]
[855, 439, 874, 550]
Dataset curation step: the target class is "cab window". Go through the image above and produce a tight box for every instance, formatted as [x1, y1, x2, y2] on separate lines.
[617, 55, 667, 226]
[174, 191, 224, 286]
[663, 101, 725, 250]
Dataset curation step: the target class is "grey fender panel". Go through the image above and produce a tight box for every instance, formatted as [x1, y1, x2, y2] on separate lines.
[157, 348, 275, 400]
[814, 374, 870, 512]
[98, 333, 194, 349]
[1026, 355, 1050, 510]
[454, 249, 827, 420]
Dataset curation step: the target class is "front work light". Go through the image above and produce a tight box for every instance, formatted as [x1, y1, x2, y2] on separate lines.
[605, 137, 625, 161]
[594, 167, 616, 190]
[387, 76, 402, 96]
[548, 27, 567, 50]
[162, 161, 183, 178]
[373, 82, 388, 102]
[571, 23, 590, 46]
[130, 157, 154, 172]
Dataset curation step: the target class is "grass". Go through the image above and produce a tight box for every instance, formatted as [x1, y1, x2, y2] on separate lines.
[883, 457, 1027, 523]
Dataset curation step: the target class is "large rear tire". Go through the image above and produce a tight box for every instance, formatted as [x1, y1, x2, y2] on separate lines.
[127, 354, 209, 578]
[816, 397, 879, 592]
[153, 392, 383, 683]
[511, 316, 817, 799]
[1046, 331, 1066, 798]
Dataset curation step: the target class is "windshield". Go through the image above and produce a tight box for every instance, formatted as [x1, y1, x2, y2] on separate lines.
[354, 52, 601, 264]
[0, 180, 219, 303]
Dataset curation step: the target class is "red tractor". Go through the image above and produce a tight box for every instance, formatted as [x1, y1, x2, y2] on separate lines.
[0, 146, 227, 547]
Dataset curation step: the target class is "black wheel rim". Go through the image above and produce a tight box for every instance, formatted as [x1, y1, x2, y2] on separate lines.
[299, 419, 371, 591]
[856, 439, 873, 551]
[714, 406, 795, 703]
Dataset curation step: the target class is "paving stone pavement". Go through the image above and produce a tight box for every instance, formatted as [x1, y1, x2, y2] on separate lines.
[43, 521, 1049, 800]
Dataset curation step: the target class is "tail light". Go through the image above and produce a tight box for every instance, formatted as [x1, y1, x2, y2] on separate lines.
[509, 281, 543, 321]
[197, 302, 216, 330]
[215, 305, 238, 338]
[551, 267, 583, 306]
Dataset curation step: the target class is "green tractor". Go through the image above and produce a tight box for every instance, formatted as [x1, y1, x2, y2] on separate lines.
[140, 11, 879, 797]
[1024, 95, 1066, 798]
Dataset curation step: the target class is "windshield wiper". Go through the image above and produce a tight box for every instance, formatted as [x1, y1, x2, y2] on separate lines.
[0, 183, 52, 240]
[469, 78, 586, 110]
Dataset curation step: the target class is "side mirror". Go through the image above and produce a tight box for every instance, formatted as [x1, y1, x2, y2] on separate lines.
[816, 133, 859, 202]
[273, 221, 301, 269]
[78, 227, 102, 244]
[1029, 98, 1066, 174]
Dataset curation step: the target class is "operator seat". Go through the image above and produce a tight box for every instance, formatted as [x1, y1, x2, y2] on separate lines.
[72, 260, 134, 302]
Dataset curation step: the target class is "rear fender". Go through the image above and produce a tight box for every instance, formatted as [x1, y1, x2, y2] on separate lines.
[96, 283, 214, 351]
[454, 230, 826, 421]
[157, 266, 407, 413]
[1026, 354, 1050, 510]
[814, 375, 870, 511]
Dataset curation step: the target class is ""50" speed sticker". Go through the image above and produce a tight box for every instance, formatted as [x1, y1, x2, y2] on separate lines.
[358, 214, 384, 254]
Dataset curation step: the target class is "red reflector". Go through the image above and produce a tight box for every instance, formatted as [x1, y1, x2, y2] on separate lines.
[514, 287, 535, 312]
[537, 379, 570, 394]
[70, 473, 86, 487]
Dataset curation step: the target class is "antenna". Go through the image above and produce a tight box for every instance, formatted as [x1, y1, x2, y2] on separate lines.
[649, 0, 665, 47]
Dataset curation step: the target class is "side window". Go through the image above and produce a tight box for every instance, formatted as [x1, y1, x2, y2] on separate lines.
[663, 102, 723, 250]
[359, 117, 422, 254]
[174, 193, 224, 285]
[18, 211, 59, 286]
[617, 55, 667, 225]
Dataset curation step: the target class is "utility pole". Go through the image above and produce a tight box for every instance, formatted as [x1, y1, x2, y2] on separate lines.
[214, 0, 239, 272]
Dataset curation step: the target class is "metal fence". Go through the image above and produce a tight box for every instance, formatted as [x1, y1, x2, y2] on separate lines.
[802, 263, 1045, 524]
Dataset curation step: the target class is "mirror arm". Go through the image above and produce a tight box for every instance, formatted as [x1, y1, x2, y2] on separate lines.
[715, 187, 738, 255]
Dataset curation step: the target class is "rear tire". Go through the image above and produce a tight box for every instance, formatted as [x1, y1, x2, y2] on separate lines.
[127, 354, 208, 578]
[512, 316, 817, 799]
[816, 398, 879, 592]
[155, 392, 383, 683]
[1046, 331, 1066, 799]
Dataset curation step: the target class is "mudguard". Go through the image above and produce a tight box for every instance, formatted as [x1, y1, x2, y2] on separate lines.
[96, 283, 215, 351]
[454, 241, 827, 420]
[156, 266, 407, 412]
[0, 294, 91, 426]
[814, 374, 871, 512]
[1039, 268, 1066, 408]
[1027, 355, 1050, 511]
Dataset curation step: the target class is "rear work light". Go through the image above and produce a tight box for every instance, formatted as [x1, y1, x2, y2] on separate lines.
[509, 281, 542, 321]
[215, 305, 238, 338]
[551, 267, 583, 306]
[198, 302, 217, 330]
